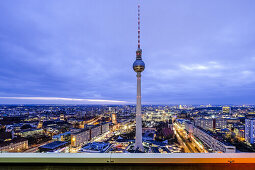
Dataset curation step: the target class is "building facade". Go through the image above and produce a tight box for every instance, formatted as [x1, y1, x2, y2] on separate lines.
[222, 106, 231, 114]
[245, 119, 255, 144]
[193, 127, 235, 153]
[71, 129, 90, 147]
[0, 138, 28, 152]
[194, 118, 214, 131]
[215, 119, 227, 129]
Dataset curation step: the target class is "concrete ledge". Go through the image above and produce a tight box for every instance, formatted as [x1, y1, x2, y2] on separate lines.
[111, 153, 255, 163]
[0, 153, 110, 163]
[0, 153, 255, 164]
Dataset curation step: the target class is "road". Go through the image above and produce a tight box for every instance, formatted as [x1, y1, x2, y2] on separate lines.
[174, 123, 207, 153]
[86, 116, 102, 125]
[24, 140, 54, 153]
[173, 125, 191, 153]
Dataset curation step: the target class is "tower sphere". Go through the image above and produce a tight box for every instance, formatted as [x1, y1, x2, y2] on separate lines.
[133, 59, 145, 72]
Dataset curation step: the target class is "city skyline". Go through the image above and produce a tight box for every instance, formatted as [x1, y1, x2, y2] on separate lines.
[1, 0, 255, 104]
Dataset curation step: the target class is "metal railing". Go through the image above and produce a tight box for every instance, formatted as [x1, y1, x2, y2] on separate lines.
[0, 153, 255, 164]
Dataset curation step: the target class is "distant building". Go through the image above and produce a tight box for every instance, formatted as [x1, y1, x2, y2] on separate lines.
[19, 129, 44, 137]
[226, 118, 240, 124]
[39, 141, 68, 152]
[245, 119, 255, 144]
[194, 118, 214, 131]
[233, 126, 245, 141]
[215, 119, 227, 129]
[37, 121, 43, 129]
[195, 118, 226, 131]
[0, 131, 14, 142]
[222, 106, 231, 114]
[178, 110, 188, 119]
[53, 131, 71, 141]
[246, 112, 255, 119]
[60, 114, 65, 121]
[175, 119, 184, 127]
[112, 113, 117, 125]
[144, 111, 171, 122]
[80, 142, 111, 153]
[176, 119, 188, 129]
[0, 138, 28, 152]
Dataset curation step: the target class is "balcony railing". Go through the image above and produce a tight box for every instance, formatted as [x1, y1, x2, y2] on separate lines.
[0, 153, 255, 164]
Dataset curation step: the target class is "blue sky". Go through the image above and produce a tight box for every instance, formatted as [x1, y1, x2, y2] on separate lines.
[0, 0, 255, 104]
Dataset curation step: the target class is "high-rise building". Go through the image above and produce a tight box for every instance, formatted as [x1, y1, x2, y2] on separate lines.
[215, 118, 227, 129]
[195, 118, 227, 131]
[133, 1, 145, 151]
[195, 118, 214, 131]
[245, 119, 255, 144]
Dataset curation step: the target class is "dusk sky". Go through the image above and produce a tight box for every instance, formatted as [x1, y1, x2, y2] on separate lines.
[1, 0, 255, 105]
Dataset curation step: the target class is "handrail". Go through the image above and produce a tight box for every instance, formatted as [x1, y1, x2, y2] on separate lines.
[0, 153, 255, 164]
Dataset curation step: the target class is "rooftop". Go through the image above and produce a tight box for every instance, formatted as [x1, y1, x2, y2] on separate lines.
[81, 142, 111, 153]
[0, 137, 27, 147]
[39, 141, 68, 150]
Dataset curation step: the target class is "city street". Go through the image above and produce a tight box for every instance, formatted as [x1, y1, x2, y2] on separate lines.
[173, 123, 207, 153]
[24, 140, 54, 153]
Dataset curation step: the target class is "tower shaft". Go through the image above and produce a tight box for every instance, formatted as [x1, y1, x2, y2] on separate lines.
[134, 72, 144, 151]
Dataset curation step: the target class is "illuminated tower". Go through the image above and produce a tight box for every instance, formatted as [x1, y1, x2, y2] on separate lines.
[37, 119, 43, 129]
[133, 1, 145, 151]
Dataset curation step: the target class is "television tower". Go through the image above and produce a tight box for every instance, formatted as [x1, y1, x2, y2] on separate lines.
[133, 0, 145, 151]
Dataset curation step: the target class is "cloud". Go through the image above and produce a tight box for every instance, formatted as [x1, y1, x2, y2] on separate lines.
[180, 64, 208, 71]
[180, 61, 223, 71]
[0, 97, 126, 104]
[1, 0, 255, 104]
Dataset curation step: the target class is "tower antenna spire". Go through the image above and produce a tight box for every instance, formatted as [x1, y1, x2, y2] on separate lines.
[137, 0, 141, 49]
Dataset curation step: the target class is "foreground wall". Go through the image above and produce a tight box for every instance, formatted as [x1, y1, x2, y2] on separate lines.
[0, 153, 255, 170]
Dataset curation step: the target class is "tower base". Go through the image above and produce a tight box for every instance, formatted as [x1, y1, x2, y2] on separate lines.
[134, 144, 144, 152]
[127, 143, 146, 153]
